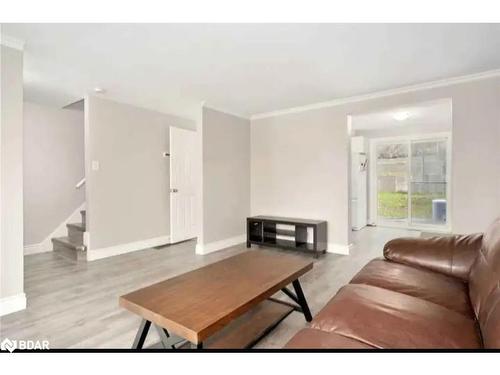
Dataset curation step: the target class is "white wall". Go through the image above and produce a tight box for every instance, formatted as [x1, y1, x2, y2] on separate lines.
[251, 106, 351, 253]
[85, 96, 195, 259]
[197, 107, 250, 254]
[0, 44, 25, 315]
[353, 120, 451, 138]
[23, 102, 85, 247]
[251, 76, 500, 251]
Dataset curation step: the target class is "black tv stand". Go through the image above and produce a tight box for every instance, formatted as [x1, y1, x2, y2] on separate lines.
[246, 215, 327, 258]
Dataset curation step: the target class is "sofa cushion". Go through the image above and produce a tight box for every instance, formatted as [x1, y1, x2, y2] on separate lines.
[284, 328, 374, 349]
[350, 258, 474, 317]
[311, 284, 481, 349]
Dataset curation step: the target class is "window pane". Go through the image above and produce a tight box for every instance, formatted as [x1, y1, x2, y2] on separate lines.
[410, 140, 447, 225]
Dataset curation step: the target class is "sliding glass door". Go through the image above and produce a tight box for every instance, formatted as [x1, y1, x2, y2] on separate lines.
[375, 142, 409, 226]
[373, 135, 450, 230]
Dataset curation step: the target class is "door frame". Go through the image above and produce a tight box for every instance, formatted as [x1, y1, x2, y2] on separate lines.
[369, 132, 452, 232]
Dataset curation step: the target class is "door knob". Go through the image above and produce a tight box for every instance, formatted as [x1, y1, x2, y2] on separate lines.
[171, 188, 178, 193]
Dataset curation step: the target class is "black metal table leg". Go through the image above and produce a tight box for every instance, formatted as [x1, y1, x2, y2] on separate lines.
[132, 319, 188, 350]
[292, 279, 312, 322]
[132, 319, 151, 349]
[281, 287, 300, 304]
[155, 324, 176, 349]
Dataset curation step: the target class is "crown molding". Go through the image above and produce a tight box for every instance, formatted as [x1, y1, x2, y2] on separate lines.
[0, 34, 25, 51]
[251, 68, 500, 120]
[202, 102, 250, 121]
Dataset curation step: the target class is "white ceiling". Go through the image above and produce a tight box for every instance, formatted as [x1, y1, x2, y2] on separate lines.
[351, 99, 452, 131]
[3, 23, 500, 120]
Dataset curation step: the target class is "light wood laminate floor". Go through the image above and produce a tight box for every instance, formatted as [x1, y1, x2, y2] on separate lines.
[0, 226, 420, 349]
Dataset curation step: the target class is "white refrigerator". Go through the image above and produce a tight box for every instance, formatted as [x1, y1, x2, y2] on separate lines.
[351, 137, 368, 230]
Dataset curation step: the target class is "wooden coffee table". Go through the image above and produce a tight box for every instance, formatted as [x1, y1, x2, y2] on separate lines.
[119, 251, 313, 349]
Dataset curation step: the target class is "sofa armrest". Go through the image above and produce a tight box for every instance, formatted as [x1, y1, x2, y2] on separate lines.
[383, 233, 483, 281]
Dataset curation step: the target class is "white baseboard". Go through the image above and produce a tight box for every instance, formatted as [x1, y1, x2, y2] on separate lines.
[23, 202, 86, 255]
[196, 234, 246, 255]
[327, 242, 352, 255]
[23, 243, 48, 255]
[86, 235, 171, 261]
[0, 293, 26, 317]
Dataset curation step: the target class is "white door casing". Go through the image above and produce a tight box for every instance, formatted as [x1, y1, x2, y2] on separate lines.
[170, 127, 197, 243]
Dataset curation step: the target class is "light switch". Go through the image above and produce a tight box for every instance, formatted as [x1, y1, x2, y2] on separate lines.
[91, 160, 100, 171]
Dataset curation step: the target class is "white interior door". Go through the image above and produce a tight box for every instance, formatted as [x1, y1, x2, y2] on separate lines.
[170, 126, 197, 243]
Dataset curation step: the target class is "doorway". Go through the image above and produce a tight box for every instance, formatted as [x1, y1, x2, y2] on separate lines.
[349, 98, 453, 233]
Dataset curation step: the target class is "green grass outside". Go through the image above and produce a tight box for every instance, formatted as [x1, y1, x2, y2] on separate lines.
[378, 191, 444, 220]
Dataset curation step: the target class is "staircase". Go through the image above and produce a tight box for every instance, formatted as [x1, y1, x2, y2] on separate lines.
[51, 210, 87, 261]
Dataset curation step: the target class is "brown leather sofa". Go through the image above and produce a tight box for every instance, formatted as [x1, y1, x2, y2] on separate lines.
[285, 218, 500, 349]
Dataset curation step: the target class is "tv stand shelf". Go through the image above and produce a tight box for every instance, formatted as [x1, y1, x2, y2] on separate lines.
[247, 215, 327, 258]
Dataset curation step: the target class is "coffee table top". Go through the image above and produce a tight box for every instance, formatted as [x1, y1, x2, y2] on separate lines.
[119, 251, 313, 344]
